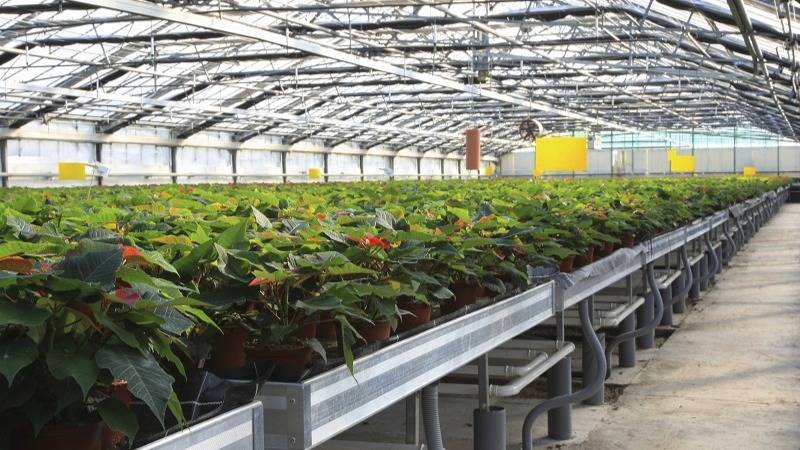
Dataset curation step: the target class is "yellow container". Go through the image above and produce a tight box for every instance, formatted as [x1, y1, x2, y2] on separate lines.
[483, 164, 495, 176]
[743, 166, 757, 177]
[534, 136, 588, 176]
[307, 167, 323, 180]
[58, 162, 86, 181]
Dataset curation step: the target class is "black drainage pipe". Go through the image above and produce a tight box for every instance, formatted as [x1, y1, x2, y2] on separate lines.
[521, 297, 606, 450]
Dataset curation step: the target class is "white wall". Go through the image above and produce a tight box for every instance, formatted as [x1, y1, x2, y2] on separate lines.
[499, 146, 800, 177]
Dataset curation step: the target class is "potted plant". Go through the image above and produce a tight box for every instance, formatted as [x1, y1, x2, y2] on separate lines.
[0, 240, 193, 450]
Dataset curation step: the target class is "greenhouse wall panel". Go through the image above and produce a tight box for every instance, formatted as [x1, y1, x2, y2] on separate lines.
[237, 150, 283, 184]
[328, 154, 361, 182]
[420, 157, 442, 179]
[443, 159, 461, 176]
[363, 155, 391, 180]
[6, 138, 95, 187]
[175, 147, 233, 184]
[286, 152, 324, 182]
[394, 156, 419, 179]
[103, 143, 172, 186]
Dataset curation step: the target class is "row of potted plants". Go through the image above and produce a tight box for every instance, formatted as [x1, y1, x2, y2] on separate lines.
[0, 176, 787, 449]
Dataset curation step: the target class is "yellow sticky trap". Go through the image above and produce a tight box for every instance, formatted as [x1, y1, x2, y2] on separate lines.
[667, 148, 678, 161]
[743, 166, 757, 177]
[307, 167, 322, 180]
[483, 164, 495, 176]
[670, 154, 695, 173]
[58, 162, 86, 181]
[534, 136, 588, 176]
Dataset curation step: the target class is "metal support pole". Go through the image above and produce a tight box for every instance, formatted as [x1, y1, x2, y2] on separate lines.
[281, 151, 287, 183]
[95, 142, 103, 186]
[1, 139, 9, 188]
[405, 392, 421, 446]
[230, 149, 238, 185]
[389, 155, 395, 181]
[474, 353, 506, 450]
[417, 157, 422, 181]
[547, 357, 572, 440]
[169, 146, 178, 184]
[322, 153, 329, 182]
[617, 314, 636, 367]
[659, 284, 674, 326]
[699, 254, 709, 291]
[690, 260, 701, 300]
[636, 292, 655, 348]
[672, 271, 687, 314]
[359, 154, 365, 182]
[440, 157, 445, 180]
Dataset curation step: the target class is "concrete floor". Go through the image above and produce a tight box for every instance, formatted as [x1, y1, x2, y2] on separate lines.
[321, 204, 800, 450]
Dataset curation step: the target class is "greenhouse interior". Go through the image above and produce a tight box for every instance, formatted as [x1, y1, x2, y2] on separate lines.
[1, 0, 800, 449]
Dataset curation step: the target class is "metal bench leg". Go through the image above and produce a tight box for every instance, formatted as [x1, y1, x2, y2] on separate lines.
[699, 253, 709, 291]
[690, 261, 701, 300]
[636, 292, 655, 348]
[547, 357, 572, 440]
[617, 313, 636, 368]
[659, 285, 673, 326]
[672, 271, 686, 314]
[474, 354, 505, 450]
[582, 332, 605, 406]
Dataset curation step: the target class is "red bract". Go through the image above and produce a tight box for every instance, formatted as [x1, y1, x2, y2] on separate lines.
[114, 288, 141, 306]
[249, 277, 269, 287]
[361, 234, 391, 250]
[0, 256, 33, 274]
[122, 246, 141, 258]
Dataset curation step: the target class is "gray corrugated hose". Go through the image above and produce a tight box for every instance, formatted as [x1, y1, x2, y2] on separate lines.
[422, 383, 445, 450]
[521, 297, 607, 450]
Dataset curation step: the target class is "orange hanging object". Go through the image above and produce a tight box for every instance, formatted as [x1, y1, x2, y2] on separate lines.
[465, 128, 481, 171]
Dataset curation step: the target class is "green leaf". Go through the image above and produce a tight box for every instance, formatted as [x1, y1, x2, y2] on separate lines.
[0, 301, 51, 327]
[374, 209, 395, 230]
[98, 398, 139, 440]
[251, 206, 272, 229]
[0, 336, 37, 385]
[138, 249, 179, 275]
[6, 216, 37, 240]
[24, 396, 55, 436]
[173, 239, 214, 277]
[59, 246, 123, 288]
[217, 219, 249, 250]
[0, 241, 64, 258]
[96, 345, 175, 427]
[93, 310, 141, 350]
[46, 344, 98, 399]
[282, 218, 308, 235]
[79, 228, 122, 243]
[167, 390, 185, 425]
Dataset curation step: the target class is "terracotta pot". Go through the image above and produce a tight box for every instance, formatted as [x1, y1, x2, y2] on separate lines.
[602, 242, 615, 256]
[316, 318, 338, 340]
[559, 255, 575, 273]
[248, 344, 312, 368]
[12, 421, 105, 450]
[621, 234, 635, 248]
[574, 246, 595, 267]
[443, 282, 484, 314]
[397, 302, 433, 333]
[210, 326, 248, 372]
[102, 380, 131, 448]
[353, 319, 392, 344]
[290, 320, 318, 340]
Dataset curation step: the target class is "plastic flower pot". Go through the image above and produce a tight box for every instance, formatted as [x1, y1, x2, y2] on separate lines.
[12, 422, 105, 450]
[316, 316, 338, 340]
[247, 345, 313, 382]
[353, 319, 392, 344]
[210, 326, 248, 372]
[443, 282, 485, 314]
[397, 301, 433, 333]
[622, 234, 635, 248]
[290, 320, 318, 340]
[574, 246, 595, 267]
[559, 255, 575, 273]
